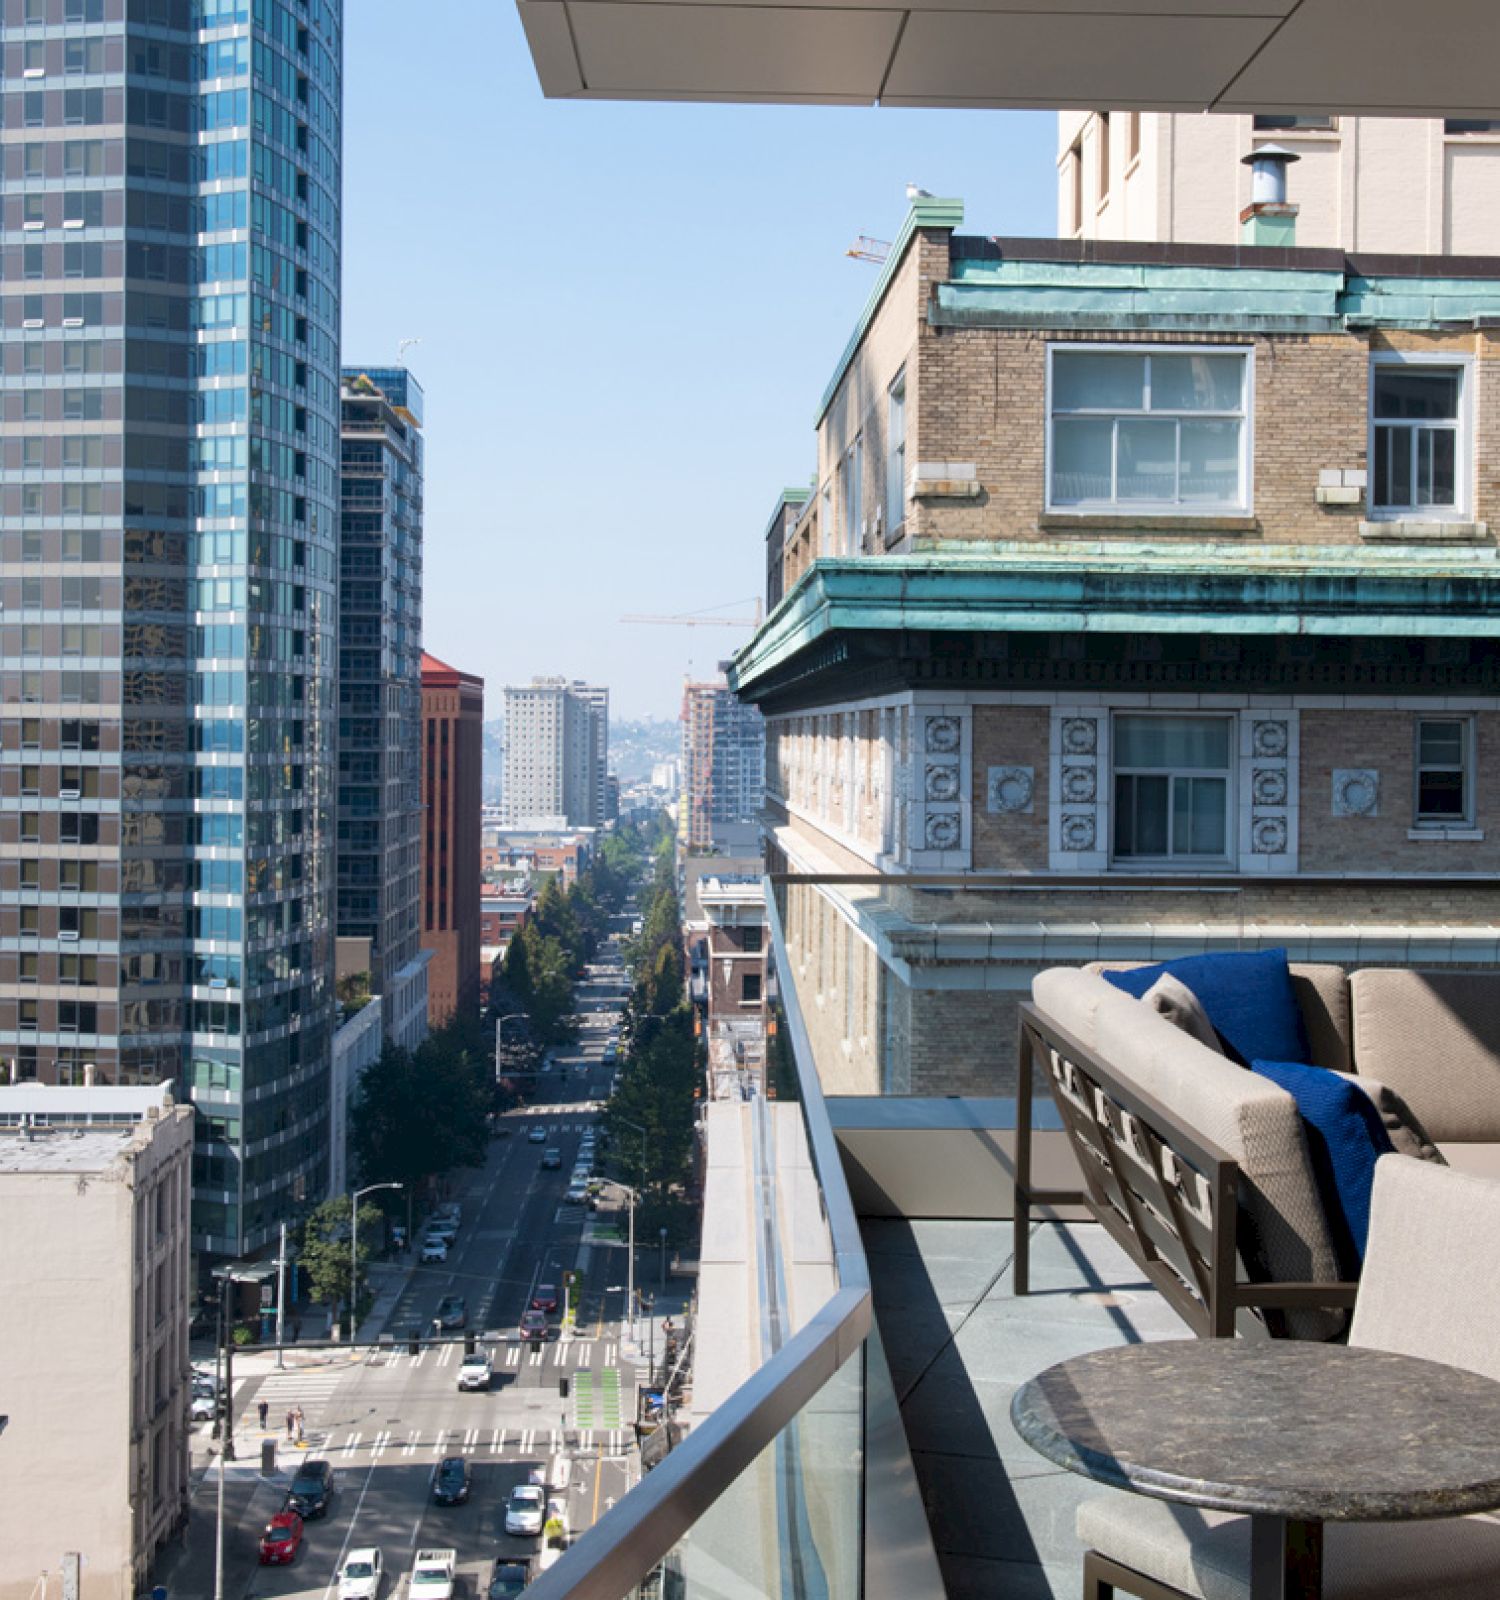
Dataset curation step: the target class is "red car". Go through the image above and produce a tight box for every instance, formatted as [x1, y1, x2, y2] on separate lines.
[519, 1309, 551, 1342]
[259, 1510, 304, 1565]
[531, 1284, 559, 1313]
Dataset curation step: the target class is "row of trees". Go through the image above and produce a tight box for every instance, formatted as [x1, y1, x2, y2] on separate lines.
[603, 825, 702, 1243]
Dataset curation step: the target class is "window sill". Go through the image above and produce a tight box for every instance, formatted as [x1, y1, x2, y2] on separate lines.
[1359, 518, 1488, 543]
[1407, 827, 1484, 842]
[1039, 512, 1257, 535]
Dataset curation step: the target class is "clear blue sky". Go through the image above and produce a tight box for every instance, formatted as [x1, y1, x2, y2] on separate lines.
[342, 1, 1058, 720]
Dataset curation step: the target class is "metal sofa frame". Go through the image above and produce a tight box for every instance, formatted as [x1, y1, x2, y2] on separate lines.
[1012, 1002, 1357, 1340]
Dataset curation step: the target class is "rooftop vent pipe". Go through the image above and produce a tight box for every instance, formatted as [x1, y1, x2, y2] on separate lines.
[1240, 143, 1300, 248]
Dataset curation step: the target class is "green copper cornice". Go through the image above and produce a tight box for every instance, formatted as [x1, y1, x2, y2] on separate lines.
[816, 196, 964, 428]
[729, 550, 1500, 696]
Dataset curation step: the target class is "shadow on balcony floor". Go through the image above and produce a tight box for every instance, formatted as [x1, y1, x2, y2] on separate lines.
[862, 1218, 1188, 1600]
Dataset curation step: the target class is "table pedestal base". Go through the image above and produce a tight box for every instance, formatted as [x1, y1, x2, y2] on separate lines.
[1251, 1514, 1324, 1600]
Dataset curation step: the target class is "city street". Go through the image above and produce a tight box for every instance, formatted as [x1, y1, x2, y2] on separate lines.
[157, 950, 649, 1599]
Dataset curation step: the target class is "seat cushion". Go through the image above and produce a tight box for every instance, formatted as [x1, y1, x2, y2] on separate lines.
[1034, 968, 1345, 1338]
[1101, 949, 1309, 1067]
[1438, 1143, 1500, 1180]
[1078, 1491, 1500, 1600]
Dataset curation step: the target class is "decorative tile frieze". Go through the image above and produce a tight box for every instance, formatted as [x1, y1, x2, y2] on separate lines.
[909, 703, 972, 868]
[1332, 769, 1380, 818]
[1050, 707, 1109, 870]
[987, 765, 1034, 814]
[1238, 710, 1297, 873]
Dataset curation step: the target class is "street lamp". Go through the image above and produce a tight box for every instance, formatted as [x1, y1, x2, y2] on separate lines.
[494, 1012, 529, 1082]
[598, 1178, 638, 1341]
[349, 1182, 402, 1343]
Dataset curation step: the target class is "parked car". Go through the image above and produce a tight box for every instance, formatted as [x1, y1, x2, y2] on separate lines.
[425, 1218, 459, 1244]
[488, 1558, 531, 1598]
[338, 1546, 384, 1600]
[410, 1548, 457, 1600]
[435, 1295, 467, 1330]
[531, 1284, 559, 1313]
[435, 1202, 462, 1226]
[519, 1309, 550, 1342]
[421, 1237, 449, 1264]
[259, 1511, 304, 1565]
[431, 1456, 471, 1506]
[541, 1148, 562, 1170]
[190, 1391, 222, 1422]
[565, 1182, 589, 1204]
[458, 1351, 492, 1391]
[287, 1458, 337, 1520]
[504, 1484, 547, 1537]
[528, 1126, 547, 1145]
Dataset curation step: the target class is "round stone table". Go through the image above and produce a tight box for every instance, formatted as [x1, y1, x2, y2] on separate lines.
[1011, 1340, 1500, 1600]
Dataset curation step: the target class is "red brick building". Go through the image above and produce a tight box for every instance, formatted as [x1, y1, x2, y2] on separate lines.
[421, 652, 484, 1026]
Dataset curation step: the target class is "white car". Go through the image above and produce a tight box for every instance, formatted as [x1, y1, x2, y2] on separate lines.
[409, 1548, 456, 1600]
[190, 1391, 219, 1422]
[457, 1351, 492, 1391]
[421, 1237, 449, 1263]
[565, 1181, 589, 1204]
[337, 1546, 383, 1600]
[505, 1484, 546, 1537]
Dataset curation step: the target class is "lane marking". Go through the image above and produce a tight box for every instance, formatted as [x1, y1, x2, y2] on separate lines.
[403, 1429, 419, 1458]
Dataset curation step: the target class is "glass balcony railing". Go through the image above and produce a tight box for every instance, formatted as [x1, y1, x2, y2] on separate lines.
[524, 883, 883, 1600]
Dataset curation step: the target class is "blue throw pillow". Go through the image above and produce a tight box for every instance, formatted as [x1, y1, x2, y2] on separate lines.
[1251, 1058, 1395, 1276]
[1101, 949, 1308, 1067]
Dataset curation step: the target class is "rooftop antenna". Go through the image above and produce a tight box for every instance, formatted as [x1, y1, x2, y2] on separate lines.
[396, 336, 422, 367]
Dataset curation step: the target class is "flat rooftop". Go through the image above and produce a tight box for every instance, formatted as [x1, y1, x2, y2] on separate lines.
[864, 1216, 1184, 1599]
[0, 1126, 140, 1174]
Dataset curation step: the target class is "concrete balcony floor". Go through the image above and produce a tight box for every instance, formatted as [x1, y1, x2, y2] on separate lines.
[863, 1217, 1187, 1600]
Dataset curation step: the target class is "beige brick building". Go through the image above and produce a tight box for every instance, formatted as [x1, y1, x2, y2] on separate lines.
[734, 197, 1500, 1096]
[0, 1082, 194, 1599]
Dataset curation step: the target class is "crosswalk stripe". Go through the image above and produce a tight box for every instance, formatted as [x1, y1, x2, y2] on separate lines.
[340, 1432, 361, 1458]
[491, 1428, 504, 1454]
[463, 1427, 478, 1455]
[605, 1344, 617, 1363]
[505, 1347, 520, 1368]
[520, 1428, 534, 1453]
[403, 1429, 419, 1458]
[372, 1429, 390, 1458]
[438, 1344, 454, 1367]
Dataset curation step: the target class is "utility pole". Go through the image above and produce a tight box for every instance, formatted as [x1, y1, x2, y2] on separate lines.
[275, 1221, 287, 1370]
[212, 1439, 226, 1600]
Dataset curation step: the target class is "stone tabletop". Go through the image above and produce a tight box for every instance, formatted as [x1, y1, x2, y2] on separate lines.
[1011, 1339, 1500, 1524]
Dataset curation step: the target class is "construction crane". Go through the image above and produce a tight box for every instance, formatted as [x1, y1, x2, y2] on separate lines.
[846, 235, 891, 264]
[621, 598, 763, 629]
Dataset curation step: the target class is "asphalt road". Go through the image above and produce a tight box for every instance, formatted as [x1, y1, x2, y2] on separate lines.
[161, 946, 642, 1600]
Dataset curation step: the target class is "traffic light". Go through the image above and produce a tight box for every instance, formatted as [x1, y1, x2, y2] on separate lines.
[558, 1376, 570, 1400]
[465, 1331, 477, 1356]
[408, 1331, 420, 1356]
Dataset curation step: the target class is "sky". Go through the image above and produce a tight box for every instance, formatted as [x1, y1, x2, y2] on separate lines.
[341, 1, 1060, 720]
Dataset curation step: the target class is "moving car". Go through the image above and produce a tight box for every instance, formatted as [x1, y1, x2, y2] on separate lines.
[541, 1148, 562, 1170]
[435, 1294, 467, 1330]
[286, 1458, 337, 1519]
[488, 1558, 531, 1598]
[602, 1044, 618, 1065]
[190, 1391, 221, 1422]
[409, 1548, 457, 1600]
[528, 1126, 548, 1145]
[504, 1484, 547, 1537]
[518, 1309, 550, 1342]
[431, 1456, 471, 1506]
[425, 1218, 458, 1244]
[259, 1511, 304, 1565]
[337, 1546, 384, 1600]
[421, 1236, 449, 1264]
[530, 1284, 559, 1313]
[458, 1350, 492, 1391]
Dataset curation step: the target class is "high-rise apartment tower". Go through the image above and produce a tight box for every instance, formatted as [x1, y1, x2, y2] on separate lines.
[501, 676, 608, 828]
[421, 652, 483, 1026]
[0, 0, 344, 1262]
[681, 678, 764, 852]
[338, 367, 428, 1049]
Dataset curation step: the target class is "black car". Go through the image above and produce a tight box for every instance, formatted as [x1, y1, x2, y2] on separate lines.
[286, 1459, 336, 1519]
[489, 1559, 531, 1598]
[432, 1455, 471, 1506]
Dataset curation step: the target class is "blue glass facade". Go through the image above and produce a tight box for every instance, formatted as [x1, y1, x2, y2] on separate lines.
[0, 0, 342, 1262]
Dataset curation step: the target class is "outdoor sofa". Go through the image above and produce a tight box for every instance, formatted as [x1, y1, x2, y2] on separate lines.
[1012, 959, 1500, 1339]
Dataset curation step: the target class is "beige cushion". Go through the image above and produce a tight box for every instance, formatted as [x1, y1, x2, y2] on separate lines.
[1077, 1491, 1500, 1600]
[1350, 1155, 1500, 1381]
[1143, 973, 1224, 1054]
[1085, 959, 1352, 1072]
[1438, 1143, 1500, 1180]
[1350, 971, 1500, 1144]
[1333, 1074, 1445, 1164]
[1034, 968, 1344, 1338]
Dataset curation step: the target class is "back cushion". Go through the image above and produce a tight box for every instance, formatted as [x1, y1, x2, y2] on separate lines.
[1350, 970, 1500, 1144]
[1086, 959, 1351, 1072]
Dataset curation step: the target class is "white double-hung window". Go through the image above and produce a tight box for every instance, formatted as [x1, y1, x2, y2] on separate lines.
[1113, 714, 1234, 863]
[1370, 358, 1468, 517]
[1049, 346, 1251, 512]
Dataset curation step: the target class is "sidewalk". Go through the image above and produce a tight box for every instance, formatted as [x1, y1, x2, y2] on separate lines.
[355, 1253, 419, 1343]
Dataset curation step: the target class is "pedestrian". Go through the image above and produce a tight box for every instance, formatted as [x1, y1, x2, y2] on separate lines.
[294, 1404, 305, 1443]
[291, 1317, 301, 1342]
[258, 1399, 269, 1430]
[285, 1408, 295, 1441]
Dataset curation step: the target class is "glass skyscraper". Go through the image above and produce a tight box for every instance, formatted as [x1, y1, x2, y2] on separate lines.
[0, 0, 343, 1264]
[338, 365, 428, 1050]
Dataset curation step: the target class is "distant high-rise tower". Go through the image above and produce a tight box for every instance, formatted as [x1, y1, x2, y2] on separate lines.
[681, 680, 765, 852]
[421, 653, 483, 1026]
[338, 368, 428, 1049]
[502, 677, 608, 828]
[0, 0, 344, 1263]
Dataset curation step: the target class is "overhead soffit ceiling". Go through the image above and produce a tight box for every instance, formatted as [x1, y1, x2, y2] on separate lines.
[516, 0, 1499, 115]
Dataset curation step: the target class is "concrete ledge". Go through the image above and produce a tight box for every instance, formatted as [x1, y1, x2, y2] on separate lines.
[1360, 518, 1490, 542]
